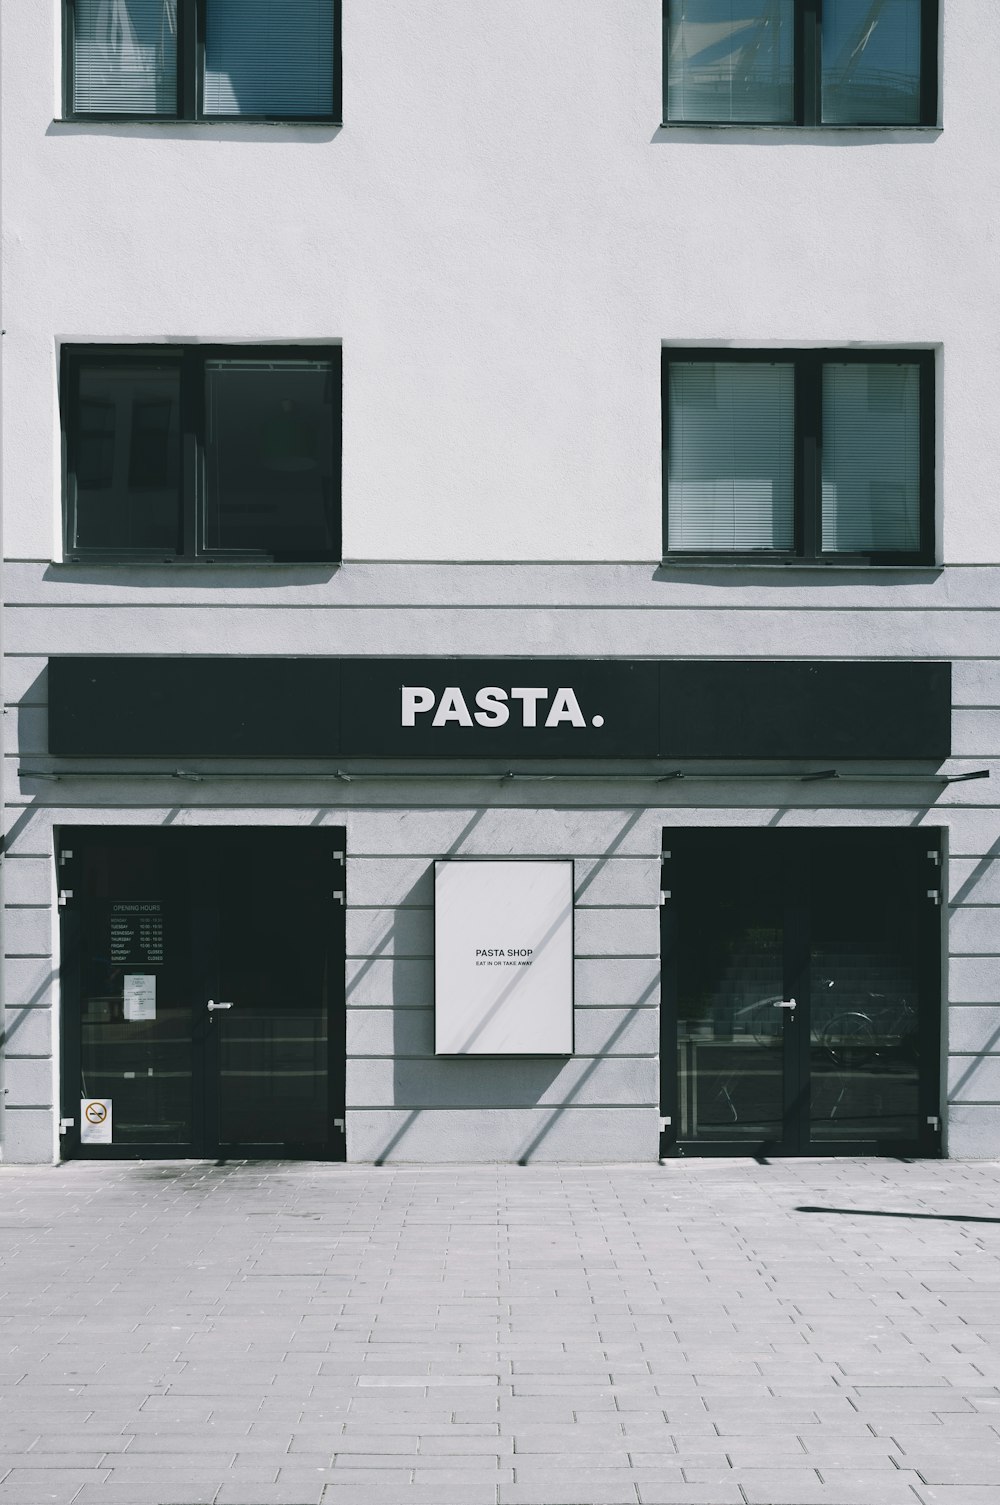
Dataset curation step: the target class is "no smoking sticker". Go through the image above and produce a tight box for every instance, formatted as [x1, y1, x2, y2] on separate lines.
[80, 1098, 112, 1144]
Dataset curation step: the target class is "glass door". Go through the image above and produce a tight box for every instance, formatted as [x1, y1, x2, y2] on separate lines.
[661, 829, 941, 1157]
[59, 828, 346, 1159]
[202, 830, 338, 1156]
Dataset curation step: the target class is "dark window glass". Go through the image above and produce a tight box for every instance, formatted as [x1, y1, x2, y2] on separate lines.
[72, 0, 178, 115]
[204, 360, 336, 558]
[77, 399, 116, 489]
[667, 0, 794, 124]
[64, 348, 341, 562]
[822, 0, 922, 124]
[662, 351, 931, 563]
[204, 0, 335, 118]
[72, 364, 181, 552]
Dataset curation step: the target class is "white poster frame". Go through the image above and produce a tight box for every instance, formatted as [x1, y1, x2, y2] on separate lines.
[433, 858, 575, 1057]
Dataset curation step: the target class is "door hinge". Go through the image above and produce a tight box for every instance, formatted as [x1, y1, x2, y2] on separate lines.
[333, 1117, 345, 1133]
[333, 890, 345, 905]
[333, 851, 344, 861]
[659, 890, 671, 904]
[927, 849, 940, 865]
[659, 1116, 671, 1130]
[58, 889, 73, 907]
[59, 850, 73, 866]
[661, 850, 671, 860]
[59, 1117, 75, 1135]
[926, 889, 940, 905]
[926, 1115, 940, 1131]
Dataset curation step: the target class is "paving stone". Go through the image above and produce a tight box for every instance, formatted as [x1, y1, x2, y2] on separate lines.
[4, 1159, 1000, 1504]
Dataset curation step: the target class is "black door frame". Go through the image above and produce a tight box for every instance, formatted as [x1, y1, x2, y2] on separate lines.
[58, 826, 347, 1161]
[659, 826, 943, 1159]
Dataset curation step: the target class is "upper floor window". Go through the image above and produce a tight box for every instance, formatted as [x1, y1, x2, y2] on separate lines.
[662, 350, 934, 564]
[62, 346, 342, 562]
[664, 0, 938, 126]
[65, 0, 342, 121]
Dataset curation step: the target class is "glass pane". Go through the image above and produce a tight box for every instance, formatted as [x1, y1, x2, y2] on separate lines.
[73, 363, 181, 552]
[204, 359, 336, 558]
[668, 362, 794, 550]
[73, 0, 178, 115]
[821, 363, 921, 553]
[215, 836, 328, 1148]
[204, 0, 335, 117]
[676, 836, 786, 1142]
[808, 837, 921, 1143]
[667, 0, 794, 123]
[78, 841, 192, 1145]
[822, 0, 922, 124]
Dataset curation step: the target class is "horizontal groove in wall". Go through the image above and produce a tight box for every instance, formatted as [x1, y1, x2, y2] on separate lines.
[346, 1102, 659, 1111]
[346, 903, 660, 911]
[15, 592, 1000, 605]
[8, 799, 996, 814]
[347, 1053, 655, 1062]
[347, 1002, 660, 1010]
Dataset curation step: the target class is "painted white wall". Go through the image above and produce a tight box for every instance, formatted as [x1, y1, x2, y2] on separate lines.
[1, 2, 999, 561]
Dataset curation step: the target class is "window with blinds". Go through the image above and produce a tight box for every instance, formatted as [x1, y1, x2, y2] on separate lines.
[666, 0, 795, 125]
[822, 0, 922, 125]
[668, 363, 795, 551]
[204, 0, 335, 118]
[662, 351, 933, 563]
[67, 0, 341, 120]
[72, 0, 178, 116]
[663, 0, 936, 127]
[821, 364, 921, 553]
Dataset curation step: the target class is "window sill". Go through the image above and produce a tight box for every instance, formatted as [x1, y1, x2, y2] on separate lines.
[58, 557, 342, 568]
[659, 558, 941, 573]
[52, 117, 341, 129]
[657, 121, 941, 134]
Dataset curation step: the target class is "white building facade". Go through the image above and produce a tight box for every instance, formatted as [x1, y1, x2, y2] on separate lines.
[2, 0, 999, 1165]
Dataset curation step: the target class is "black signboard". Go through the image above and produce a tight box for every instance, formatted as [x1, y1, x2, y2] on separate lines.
[47, 656, 952, 761]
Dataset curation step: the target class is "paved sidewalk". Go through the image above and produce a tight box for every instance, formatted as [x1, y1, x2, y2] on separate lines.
[2, 1160, 1000, 1505]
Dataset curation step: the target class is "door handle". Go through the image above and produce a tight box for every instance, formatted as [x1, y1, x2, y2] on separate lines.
[772, 999, 797, 1010]
[207, 1000, 234, 1012]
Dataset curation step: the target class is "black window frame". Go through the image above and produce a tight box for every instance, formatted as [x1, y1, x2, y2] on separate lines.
[661, 348, 935, 566]
[63, 0, 343, 123]
[662, 0, 939, 128]
[61, 344, 343, 564]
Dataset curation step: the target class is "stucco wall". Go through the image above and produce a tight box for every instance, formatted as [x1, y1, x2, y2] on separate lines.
[0, 2, 998, 563]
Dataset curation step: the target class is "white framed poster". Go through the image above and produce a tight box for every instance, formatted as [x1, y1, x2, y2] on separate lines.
[434, 859, 574, 1055]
